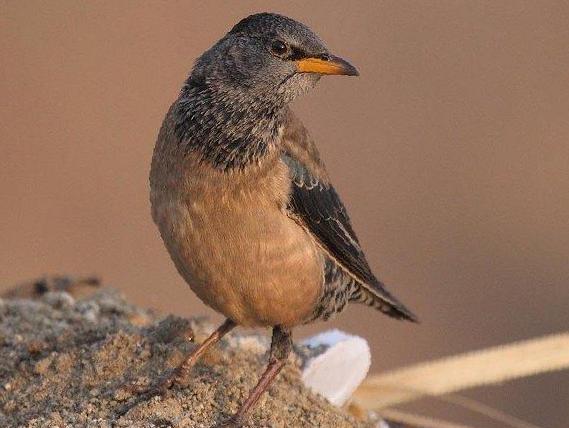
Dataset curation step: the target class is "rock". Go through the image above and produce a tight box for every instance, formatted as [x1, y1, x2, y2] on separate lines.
[0, 288, 373, 428]
[1, 275, 101, 299]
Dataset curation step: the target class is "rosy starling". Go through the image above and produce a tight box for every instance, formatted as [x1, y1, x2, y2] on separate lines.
[149, 12, 417, 425]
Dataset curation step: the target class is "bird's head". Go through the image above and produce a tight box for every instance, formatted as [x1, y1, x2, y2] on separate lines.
[189, 13, 359, 105]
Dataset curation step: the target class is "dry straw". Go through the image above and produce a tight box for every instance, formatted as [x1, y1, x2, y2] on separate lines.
[353, 332, 569, 427]
[378, 409, 474, 428]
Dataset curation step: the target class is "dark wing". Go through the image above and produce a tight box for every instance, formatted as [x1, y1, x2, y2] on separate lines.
[281, 110, 417, 322]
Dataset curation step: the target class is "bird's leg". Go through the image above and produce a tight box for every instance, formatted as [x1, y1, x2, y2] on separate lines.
[148, 318, 236, 395]
[226, 326, 292, 425]
[117, 319, 236, 419]
[171, 318, 236, 384]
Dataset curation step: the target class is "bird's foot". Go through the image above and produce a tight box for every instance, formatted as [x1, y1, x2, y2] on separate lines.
[216, 415, 243, 428]
[115, 365, 190, 419]
[128, 363, 190, 397]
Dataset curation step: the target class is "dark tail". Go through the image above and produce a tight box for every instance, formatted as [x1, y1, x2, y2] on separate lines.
[356, 279, 419, 323]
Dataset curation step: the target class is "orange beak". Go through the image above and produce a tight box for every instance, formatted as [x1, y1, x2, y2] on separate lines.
[295, 55, 359, 76]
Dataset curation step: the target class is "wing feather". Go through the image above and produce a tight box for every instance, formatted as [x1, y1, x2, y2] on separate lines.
[281, 111, 417, 322]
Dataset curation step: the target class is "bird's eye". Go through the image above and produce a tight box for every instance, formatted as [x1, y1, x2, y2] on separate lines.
[270, 40, 289, 57]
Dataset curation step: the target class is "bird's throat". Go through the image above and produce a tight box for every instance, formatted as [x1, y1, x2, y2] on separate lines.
[173, 83, 285, 170]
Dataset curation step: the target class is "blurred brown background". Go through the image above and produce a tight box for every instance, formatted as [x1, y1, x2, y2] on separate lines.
[1, 1, 568, 427]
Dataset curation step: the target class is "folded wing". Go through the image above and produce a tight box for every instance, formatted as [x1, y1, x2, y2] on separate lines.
[281, 110, 417, 322]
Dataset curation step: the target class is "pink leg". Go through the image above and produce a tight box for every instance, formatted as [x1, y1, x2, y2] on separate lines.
[223, 326, 292, 426]
[150, 318, 236, 394]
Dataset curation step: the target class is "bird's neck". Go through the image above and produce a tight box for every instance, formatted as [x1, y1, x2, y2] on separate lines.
[173, 79, 286, 170]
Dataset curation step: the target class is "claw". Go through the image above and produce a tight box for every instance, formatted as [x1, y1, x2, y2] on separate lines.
[216, 415, 242, 427]
[129, 366, 182, 398]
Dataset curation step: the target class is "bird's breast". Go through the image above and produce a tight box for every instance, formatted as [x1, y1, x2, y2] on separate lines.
[150, 153, 324, 327]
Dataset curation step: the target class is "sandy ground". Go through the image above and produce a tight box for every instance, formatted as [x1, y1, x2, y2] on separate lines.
[0, 287, 372, 428]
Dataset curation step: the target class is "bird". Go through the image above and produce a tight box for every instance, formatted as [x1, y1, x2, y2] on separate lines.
[149, 12, 417, 425]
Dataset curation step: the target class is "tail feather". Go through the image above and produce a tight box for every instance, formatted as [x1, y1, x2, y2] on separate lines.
[354, 279, 418, 323]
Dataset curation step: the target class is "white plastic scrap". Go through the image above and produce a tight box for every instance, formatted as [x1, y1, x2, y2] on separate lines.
[301, 329, 371, 407]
